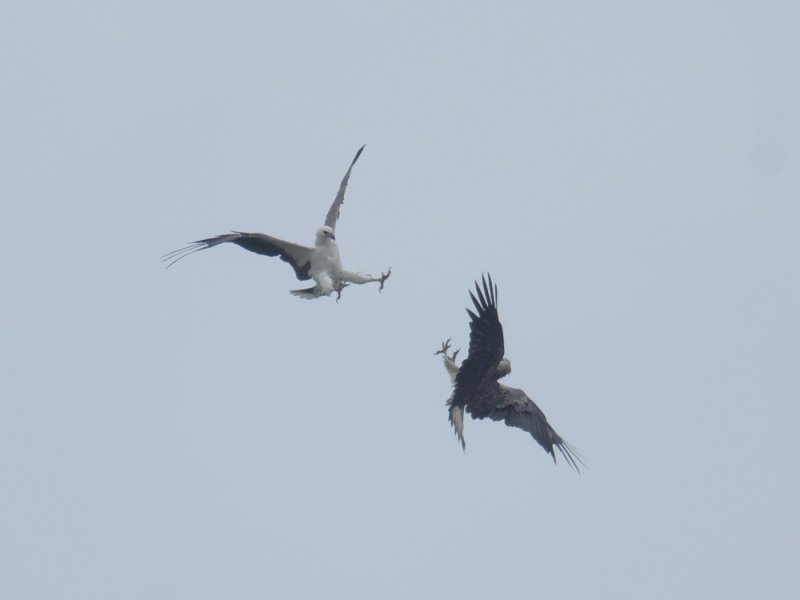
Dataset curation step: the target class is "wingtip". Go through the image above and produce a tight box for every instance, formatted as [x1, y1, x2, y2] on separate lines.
[480, 272, 496, 307]
[486, 272, 497, 305]
[470, 273, 498, 311]
[555, 440, 585, 473]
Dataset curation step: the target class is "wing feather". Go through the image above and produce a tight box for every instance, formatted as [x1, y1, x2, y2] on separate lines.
[452, 274, 505, 409]
[324, 145, 365, 232]
[162, 232, 314, 280]
[477, 385, 584, 472]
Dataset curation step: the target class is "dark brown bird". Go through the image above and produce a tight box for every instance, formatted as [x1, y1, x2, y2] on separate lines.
[437, 275, 582, 471]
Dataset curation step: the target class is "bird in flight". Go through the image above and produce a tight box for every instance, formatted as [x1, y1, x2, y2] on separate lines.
[436, 274, 582, 471]
[162, 145, 390, 300]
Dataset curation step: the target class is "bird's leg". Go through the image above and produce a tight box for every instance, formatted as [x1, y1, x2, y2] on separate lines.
[378, 267, 392, 292]
[332, 280, 349, 303]
[338, 268, 391, 292]
[435, 338, 460, 381]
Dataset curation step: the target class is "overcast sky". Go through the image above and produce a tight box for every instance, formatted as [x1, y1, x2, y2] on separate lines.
[2, 1, 799, 598]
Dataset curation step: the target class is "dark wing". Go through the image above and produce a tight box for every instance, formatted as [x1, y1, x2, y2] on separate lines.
[162, 231, 314, 281]
[324, 145, 365, 232]
[452, 274, 505, 409]
[472, 385, 583, 472]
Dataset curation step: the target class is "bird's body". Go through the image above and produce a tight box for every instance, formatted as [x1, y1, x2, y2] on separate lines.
[163, 146, 390, 300]
[290, 225, 342, 298]
[437, 275, 582, 471]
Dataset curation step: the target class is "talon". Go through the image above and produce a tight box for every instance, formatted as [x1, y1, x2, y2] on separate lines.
[435, 338, 452, 356]
[378, 267, 392, 292]
[333, 281, 349, 302]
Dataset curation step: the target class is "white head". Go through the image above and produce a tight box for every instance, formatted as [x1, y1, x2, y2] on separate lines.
[496, 357, 512, 379]
[315, 225, 336, 245]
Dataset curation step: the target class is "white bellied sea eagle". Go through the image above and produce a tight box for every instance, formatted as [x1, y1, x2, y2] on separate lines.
[436, 274, 582, 471]
[162, 145, 390, 300]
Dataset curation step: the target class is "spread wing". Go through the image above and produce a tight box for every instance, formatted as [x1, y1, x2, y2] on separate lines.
[161, 232, 314, 280]
[324, 145, 365, 232]
[472, 385, 583, 471]
[452, 274, 505, 409]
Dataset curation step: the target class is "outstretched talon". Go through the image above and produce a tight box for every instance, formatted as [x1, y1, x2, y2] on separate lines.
[378, 268, 392, 292]
[333, 281, 349, 303]
[435, 338, 460, 362]
[434, 338, 452, 356]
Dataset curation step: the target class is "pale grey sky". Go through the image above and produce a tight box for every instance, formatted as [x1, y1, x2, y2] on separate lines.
[2, 1, 799, 598]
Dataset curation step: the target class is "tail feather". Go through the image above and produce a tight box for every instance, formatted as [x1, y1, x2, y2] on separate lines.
[447, 398, 466, 451]
[290, 285, 322, 299]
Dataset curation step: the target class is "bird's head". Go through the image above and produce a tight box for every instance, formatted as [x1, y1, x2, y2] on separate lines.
[496, 357, 512, 379]
[315, 226, 336, 244]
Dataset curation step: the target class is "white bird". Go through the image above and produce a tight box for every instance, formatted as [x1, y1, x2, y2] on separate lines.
[163, 145, 390, 300]
[436, 275, 582, 471]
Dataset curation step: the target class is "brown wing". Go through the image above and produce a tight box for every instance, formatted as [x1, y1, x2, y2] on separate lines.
[162, 231, 314, 280]
[468, 384, 583, 471]
[452, 274, 505, 410]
